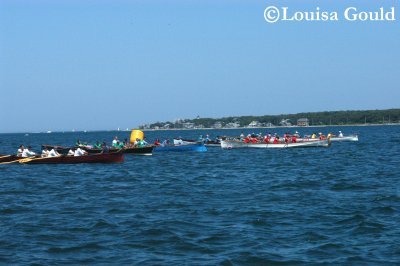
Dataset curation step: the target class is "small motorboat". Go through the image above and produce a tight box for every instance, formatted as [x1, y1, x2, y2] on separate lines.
[173, 138, 221, 147]
[154, 143, 207, 152]
[329, 135, 359, 142]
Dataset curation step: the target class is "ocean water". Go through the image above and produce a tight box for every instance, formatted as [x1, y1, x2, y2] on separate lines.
[0, 126, 399, 265]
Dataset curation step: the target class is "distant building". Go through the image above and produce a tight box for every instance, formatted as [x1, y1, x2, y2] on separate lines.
[213, 121, 223, 128]
[182, 122, 195, 129]
[162, 124, 171, 129]
[265, 122, 274, 127]
[225, 122, 241, 128]
[297, 118, 309, 127]
[140, 124, 151, 129]
[248, 121, 262, 127]
[279, 119, 292, 127]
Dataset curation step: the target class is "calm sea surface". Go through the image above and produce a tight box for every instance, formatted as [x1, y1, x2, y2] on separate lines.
[0, 126, 399, 265]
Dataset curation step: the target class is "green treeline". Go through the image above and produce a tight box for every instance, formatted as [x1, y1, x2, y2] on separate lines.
[144, 109, 400, 129]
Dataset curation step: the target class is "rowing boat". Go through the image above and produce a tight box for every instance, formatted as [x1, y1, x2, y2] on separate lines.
[82, 146, 154, 155]
[154, 143, 207, 152]
[19, 152, 124, 164]
[0, 154, 19, 163]
[42, 144, 154, 155]
[220, 139, 330, 149]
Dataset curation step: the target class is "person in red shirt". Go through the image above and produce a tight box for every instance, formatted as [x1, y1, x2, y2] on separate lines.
[292, 136, 297, 143]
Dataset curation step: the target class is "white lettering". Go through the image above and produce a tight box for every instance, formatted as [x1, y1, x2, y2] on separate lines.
[345, 7, 396, 21]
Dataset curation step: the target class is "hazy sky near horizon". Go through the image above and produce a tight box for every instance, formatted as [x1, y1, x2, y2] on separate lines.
[1, 0, 399, 133]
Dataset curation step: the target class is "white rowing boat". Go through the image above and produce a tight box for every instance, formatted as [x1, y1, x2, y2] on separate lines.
[220, 139, 330, 149]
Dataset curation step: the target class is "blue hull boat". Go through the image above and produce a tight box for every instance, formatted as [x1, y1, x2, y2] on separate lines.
[154, 143, 207, 152]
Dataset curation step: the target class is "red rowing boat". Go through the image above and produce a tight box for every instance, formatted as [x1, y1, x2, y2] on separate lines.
[12, 152, 124, 164]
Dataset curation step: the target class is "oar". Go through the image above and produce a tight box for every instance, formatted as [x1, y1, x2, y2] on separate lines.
[0, 155, 12, 160]
[0, 156, 29, 165]
[18, 155, 61, 164]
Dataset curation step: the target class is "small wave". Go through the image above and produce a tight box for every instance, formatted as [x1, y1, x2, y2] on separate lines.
[90, 219, 118, 229]
[47, 242, 104, 254]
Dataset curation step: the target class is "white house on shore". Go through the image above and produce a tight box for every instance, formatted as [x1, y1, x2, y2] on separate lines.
[297, 118, 309, 127]
[248, 121, 262, 127]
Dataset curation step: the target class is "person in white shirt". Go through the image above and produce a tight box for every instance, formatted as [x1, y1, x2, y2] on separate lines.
[338, 131, 344, 138]
[41, 148, 50, 157]
[112, 136, 119, 147]
[22, 146, 36, 158]
[48, 148, 60, 157]
[67, 149, 75, 156]
[74, 147, 87, 156]
[17, 145, 25, 157]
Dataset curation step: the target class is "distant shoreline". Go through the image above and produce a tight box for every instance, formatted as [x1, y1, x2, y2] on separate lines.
[140, 123, 400, 132]
[1, 123, 399, 135]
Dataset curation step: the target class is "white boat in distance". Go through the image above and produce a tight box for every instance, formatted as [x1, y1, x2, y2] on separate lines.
[221, 139, 330, 149]
[330, 135, 358, 142]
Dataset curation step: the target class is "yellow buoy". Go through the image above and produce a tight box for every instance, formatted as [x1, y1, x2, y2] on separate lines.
[130, 129, 144, 143]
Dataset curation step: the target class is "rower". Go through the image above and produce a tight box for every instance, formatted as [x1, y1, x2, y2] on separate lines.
[67, 149, 75, 156]
[48, 148, 61, 157]
[101, 142, 109, 153]
[311, 133, 317, 139]
[319, 133, 326, 140]
[123, 138, 129, 147]
[17, 144, 25, 157]
[74, 147, 88, 156]
[93, 141, 102, 149]
[22, 146, 36, 157]
[154, 139, 161, 146]
[112, 136, 119, 147]
[117, 141, 125, 149]
[338, 131, 344, 138]
[41, 148, 50, 157]
[137, 139, 146, 147]
[161, 139, 169, 146]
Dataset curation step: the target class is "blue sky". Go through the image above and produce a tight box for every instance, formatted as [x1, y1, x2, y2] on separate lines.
[1, 0, 399, 133]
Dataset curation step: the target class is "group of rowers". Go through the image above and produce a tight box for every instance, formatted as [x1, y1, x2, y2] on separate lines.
[111, 136, 148, 148]
[17, 144, 88, 158]
[74, 136, 149, 151]
[238, 131, 344, 144]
